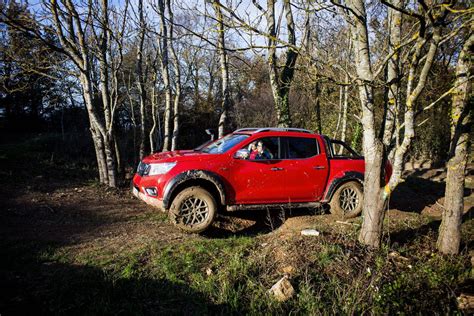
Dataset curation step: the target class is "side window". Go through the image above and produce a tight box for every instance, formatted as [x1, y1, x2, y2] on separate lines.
[286, 137, 319, 159]
[244, 137, 280, 160]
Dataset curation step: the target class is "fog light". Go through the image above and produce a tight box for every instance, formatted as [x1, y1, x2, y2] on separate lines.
[145, 187, 157, 196]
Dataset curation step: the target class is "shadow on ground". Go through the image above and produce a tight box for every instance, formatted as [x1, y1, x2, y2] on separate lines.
[388, 207, 474, 248]
[0, 242, 228, 315]
[390, 178, 471, 214]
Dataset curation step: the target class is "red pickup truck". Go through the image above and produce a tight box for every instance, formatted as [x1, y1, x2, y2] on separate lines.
[132, 127, 391, 233]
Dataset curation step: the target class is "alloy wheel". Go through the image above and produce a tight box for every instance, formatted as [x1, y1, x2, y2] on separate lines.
[339, 187, 359, 213]
[179, 197, 210, 226]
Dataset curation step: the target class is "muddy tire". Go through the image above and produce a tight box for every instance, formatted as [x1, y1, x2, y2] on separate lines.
[169, 186, 217, 233]
[329, 181, 363, 218]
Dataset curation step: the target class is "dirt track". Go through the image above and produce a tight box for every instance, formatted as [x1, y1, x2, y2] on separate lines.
[1, 165, 472, 259]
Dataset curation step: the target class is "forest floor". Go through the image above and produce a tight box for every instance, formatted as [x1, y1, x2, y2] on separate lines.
[1, 133, 473, 314]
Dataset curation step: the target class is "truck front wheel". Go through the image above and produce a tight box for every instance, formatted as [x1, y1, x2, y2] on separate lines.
[169, 186, 217, 233]
[329, 181, 363, 218]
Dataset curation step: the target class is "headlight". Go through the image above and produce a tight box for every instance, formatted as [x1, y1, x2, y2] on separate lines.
[147, 162, 176, 176]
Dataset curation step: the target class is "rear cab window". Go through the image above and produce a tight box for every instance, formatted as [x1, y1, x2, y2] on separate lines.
[284, 137, 319, 159]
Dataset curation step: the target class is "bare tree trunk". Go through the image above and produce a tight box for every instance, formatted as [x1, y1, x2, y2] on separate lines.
[315, 82, 322, 134]
[103, 135, 117, 187]
[124, 73, 138, 163]
[338, 75, 349, 155]
[168, 0, 181, 150]
[171, 76, 181, 150]
[149, 72, 158, 153]
[387, 30, 441, 193]
[334, 85, 343, 138]
[114, 136, 122, 177]
[383, 0, 402, 148]
[346, 0, 385, 248]
[137, 0, 147, 159]
[437, 33, 473, 254]
[193, 65, 200, 109]
[90, 124, 107, 184]
[213, 0, 231, 138]
[97, 0, 117, 187]
[341, 74, 349, 143]
[80, 73, 108, 185]
[158, 0, 172, 152]
[265, 0, 297, 127]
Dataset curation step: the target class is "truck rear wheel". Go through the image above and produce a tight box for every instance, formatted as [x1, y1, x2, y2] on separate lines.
[169, 186, 217, 233]
[329, 181, 363, 218]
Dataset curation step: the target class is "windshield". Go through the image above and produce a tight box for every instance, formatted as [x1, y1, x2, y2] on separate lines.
[199, 134, 249, 154]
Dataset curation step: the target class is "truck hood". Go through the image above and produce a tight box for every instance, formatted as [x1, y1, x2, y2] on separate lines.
[142, 150, 217, 163]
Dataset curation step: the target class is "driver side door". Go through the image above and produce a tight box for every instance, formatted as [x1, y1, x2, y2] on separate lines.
[228, 137, 288, 204]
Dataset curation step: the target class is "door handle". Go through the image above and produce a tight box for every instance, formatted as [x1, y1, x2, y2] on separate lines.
[271, 167, 284, 171]
[313, 166, 326, 170]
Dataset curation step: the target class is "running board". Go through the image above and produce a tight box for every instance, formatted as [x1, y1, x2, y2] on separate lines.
[226, 202, 322, 212]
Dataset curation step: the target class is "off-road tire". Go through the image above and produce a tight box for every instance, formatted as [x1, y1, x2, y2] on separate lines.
[329, 181, 363, 218]
[169, 186, 217, 233]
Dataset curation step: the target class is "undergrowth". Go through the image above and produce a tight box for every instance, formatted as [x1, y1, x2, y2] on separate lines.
[2, 231, 469, 315]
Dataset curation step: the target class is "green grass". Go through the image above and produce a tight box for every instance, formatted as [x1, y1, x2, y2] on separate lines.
[131, 211, 169, 223]
[1, 225, 471, 314]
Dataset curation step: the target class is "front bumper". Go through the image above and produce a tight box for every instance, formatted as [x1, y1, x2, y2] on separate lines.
[132, 184, 165, 211]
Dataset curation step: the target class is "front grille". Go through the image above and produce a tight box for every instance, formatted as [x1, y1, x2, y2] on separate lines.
[137, 162, 150, 176]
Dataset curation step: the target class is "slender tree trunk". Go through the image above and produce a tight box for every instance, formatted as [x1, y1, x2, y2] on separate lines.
[149, 73, 158, 153]
[114, 136, 122, 177]
[383, 0, 402, 148]
[193, 66, 200, 109]
[437, 33, 473, 254]
[80, 73, 108, 185]
[103, 134, 117, 187]
[341, 75, 349, 143]
[171, 82, 181, 150]
[387, 30, 441, 193]
[158, 0, 172, 151]
[213, 0, 231, 138]
[338, 76, 349, 155]
[315, 82, 322, 134]
[137, 0, 147, 159]
[334, 85, 343, 138]
[266, 0, 297, 127]
[206, 62, 216, 109]
[168, 0, 181, 150]
[97, 0, 117, 187]
[125, 74, 138, 163]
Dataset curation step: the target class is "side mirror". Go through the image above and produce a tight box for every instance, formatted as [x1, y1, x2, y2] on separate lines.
[234, 149, 250, 159]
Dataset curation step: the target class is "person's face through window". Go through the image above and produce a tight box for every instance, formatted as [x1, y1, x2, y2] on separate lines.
[257, 142, 264, 153]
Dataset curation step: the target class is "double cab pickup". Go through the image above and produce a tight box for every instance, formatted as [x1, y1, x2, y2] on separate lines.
[132, 127, 391, 233]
